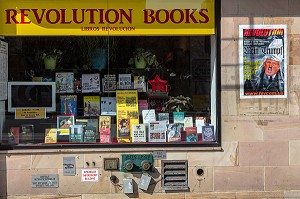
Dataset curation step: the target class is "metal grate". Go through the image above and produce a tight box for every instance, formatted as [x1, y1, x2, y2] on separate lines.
[161, 160, 188, 190]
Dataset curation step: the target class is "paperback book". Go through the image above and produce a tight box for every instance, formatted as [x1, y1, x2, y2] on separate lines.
[76, 118, 99, 141]
[173, 112, 184, 124]
[142, 109, 156, 124]
[57, 114, 75, 142]
[83, 96, 100, 116]
[138, 100, 148, 116]
[117, 118, 130, 139]
[167, 123, 183, 142]
[132, 123, 146, 142]
[55, 72, 74, 93]
[8, 127, 20, 145]
[185, 126, 198, 142]
[60, 95, 77, 116]
[118, 74, 132, 89]
[202, 125, 215, 142]
[148, 121, 167, 142]
[102, 74, 116, 93]
[84, 126, 97, 143]
[134, 76, 146, 92]
[195, 116, 206, 134]
[19, 124, 34, 144]
[100, 97, 116, 115]
[99, 116, 111, 143]
[184, 117, 193, 130]
[44, 128, 57, 144]
[158, 112, 170, 124]
[69, 124, 84, 143]
[81, 73, 101, 93]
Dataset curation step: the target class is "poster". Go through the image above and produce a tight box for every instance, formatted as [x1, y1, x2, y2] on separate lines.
[239, 25, 287, 99]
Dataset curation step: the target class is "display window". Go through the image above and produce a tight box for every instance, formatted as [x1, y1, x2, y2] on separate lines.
[0, 0, 220, 148]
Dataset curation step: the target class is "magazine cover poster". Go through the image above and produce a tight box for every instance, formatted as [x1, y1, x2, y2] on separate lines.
[239, 25, 287, 99]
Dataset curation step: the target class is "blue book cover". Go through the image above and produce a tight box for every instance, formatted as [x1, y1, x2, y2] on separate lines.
[173, 112, 184, 123]
[60, 95, 77, 116]
[202, 125, 215, 141]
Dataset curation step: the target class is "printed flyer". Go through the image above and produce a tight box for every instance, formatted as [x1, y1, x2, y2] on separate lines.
[239, 25, 287, 99]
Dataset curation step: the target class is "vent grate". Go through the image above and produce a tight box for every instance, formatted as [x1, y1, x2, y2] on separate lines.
[161, 160, 188, 190]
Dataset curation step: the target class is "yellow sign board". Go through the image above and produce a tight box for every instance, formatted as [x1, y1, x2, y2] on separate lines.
[0, 0, 215, 35]
[15, 108, 46, 119]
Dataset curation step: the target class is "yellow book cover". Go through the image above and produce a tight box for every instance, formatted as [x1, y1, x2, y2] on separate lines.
[45, 128, 57, 143]
[83, 96, 100, 116]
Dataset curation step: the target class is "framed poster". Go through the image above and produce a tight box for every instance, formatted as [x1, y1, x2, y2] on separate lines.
[239, 25, 287, 99]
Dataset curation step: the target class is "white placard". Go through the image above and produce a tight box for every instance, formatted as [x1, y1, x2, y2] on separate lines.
[81, 169, 99, 182]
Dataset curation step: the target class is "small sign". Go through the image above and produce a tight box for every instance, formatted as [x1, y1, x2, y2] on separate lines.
[81, 169, 99, 182]
[32, 174, 59, 188]
[153, 151, 167, 160]
[63, 157, 76, 176]
[15, 108, 46, 119]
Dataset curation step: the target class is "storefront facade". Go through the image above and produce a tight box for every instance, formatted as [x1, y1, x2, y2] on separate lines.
[1, 0, 300, 198]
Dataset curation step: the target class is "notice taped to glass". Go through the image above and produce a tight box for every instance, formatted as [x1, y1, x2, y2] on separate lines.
[239, 25, 287, 99]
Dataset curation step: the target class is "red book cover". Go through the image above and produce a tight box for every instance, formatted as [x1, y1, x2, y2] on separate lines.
[185, 127, 198, 142]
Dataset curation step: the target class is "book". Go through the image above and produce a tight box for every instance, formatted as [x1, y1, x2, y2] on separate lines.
[83, 96, 100, 116]
[202, 125, 215, 141]
[60, 95, 77, 116]
[185, 127, 198, 142]
[99, 116, 111, 143]
[81, 73, 101, 93]
[132, 124, 146, 142]
[158, 112, 170, 124]
[184, 117, 193, 130]
[138, 100, 148, 115]
[102, 74, 116, 93]
[100, 97, 116, 115]
[148, 121, 167, 142]
[57, 114, 75, 136]
[167, 123, 183, 142]
[69, 124, 84, 142]
[117, 118, 130, 139]
[134, 76, 146, 92]
[76, 118, 99, 140]
[173, 112, 184, 123]
[44, 128, 57, 144]
[8, 127, 20, 145]
[142, 109, 156, 124]
[84, 126, 97, 143]
[19, 124, 34, 144]
[118, 74, 132, 89]
[195, 116, 206, 134]
[55, 72, 74, 93]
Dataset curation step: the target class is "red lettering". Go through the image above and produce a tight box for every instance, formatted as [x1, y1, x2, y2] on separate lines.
[46, 9, 60, 24]
[199, 9, 209, 23]
[156, 9, 169, 24]
[170, 9, 184, 24]
[5, 9, 19, 24]
[60, 9, 71, 24]
[20, 9, 31, 24]
[105, 9, 119, 24]
[119, 9, 132, 24]
[86, 9, 98, 24]
[185, 9, 198, 23]
[32, 9, 46, 24]
[143, 9, 155, 24]
[72, 9, 84, 23]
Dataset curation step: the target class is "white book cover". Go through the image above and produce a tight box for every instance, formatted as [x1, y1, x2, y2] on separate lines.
[132, 123, 146, 142]
[118, 74, 132, 89]
[142, 109, 156, 124]
[184, 116, 193, 130]
[55, 72, 74, 93]
[81, 73, 100, 93]
[101, 97, 116, 116]
[102, 74, 116, 93]
[134, 76, 146, 92]
[195, 116, 206, 134]
[148, 121, 167, 142]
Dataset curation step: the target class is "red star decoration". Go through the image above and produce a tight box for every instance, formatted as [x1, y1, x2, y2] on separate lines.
[148, 74, 168, 92]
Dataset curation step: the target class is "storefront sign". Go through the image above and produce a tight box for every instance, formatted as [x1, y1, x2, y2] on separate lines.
[81, 169, 99, 182]
[0, 0, 215, 35]
[32, 174, 59, 188]
[15, 108, 46, 119]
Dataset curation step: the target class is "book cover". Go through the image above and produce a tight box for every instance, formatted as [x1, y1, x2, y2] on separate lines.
[138, 100, 148, 115]
[99, 116, 111, 143]
[57, 114, 75, 137]
[167, 123, 183, 142]
[184, 116, 193, 130]
[202, 125, 215, 142]
[134, 76, 146, 92]
[44, 128, 57, 144]
[101, 97, 116, 116]
[83, 96, 100, 116]
[148, 121, 167, 142]
[185, 126, 198, 142]
[81, 73, 101, 93]
[55, 72, 74, 93]
[8, 127, 20, 144]
[132, 124, 146, 142]
[142, 109, 156, 124]
[19, 124, 34, 144]
[195, 116, 206, 134]
[158, 112, 170, 124]
[102, 74, 116, 93]
[173, 112, 184, 123]
[60, 95, 77, 116]
[117, 118, 130, 138]
[118, 74, 132, 89]
[69, 124, 84, 143]
[76, 118, 99, 140]
[84, 126, 97, 143]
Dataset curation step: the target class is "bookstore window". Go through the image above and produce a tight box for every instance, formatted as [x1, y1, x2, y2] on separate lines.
[1, 35, 219, 148]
